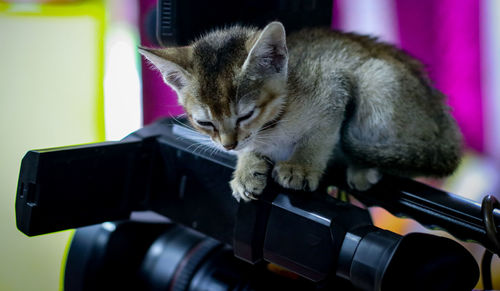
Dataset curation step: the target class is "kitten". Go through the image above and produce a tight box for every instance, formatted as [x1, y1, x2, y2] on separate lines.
[139, 21, 462, 202]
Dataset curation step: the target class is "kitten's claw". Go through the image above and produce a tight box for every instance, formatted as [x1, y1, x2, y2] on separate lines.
[245, 191, 258, 200]
[272, 162, 321, 191]
[231, 191, 257, 202]
[230, 169, 268, 202]
[347, 167, 382, 191]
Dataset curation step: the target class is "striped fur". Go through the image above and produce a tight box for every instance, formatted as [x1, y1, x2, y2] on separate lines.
[139, 22, 462, 201]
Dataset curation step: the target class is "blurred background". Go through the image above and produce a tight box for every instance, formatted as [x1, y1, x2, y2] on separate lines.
[0, 0, 499, 290]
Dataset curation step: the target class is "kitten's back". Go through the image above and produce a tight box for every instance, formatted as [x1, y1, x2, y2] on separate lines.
[285, 27, 462, 178]
[287, 28, 428, 86]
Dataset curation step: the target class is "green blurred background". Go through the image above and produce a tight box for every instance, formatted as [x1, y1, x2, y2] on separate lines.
[0, 1, 141, 290]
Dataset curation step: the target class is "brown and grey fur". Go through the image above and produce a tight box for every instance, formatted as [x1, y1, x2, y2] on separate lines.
[139, 22, 462, 202]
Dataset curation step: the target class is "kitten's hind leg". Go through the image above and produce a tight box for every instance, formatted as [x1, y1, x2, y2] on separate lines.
[342, 59, 462, 183]
[230, 152, 271, 202]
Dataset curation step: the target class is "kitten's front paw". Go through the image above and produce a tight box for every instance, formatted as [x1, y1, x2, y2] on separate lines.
[347, 167, 382, 191]
[230, 168, 268, 202]
[272, 162, 322, 191]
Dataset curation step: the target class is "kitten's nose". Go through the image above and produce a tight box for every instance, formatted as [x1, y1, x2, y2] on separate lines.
[223, 142, 237, 150]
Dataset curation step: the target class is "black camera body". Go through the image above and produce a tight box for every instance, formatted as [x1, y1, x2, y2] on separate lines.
[16, 118, 494, 290]
[153, 0, 333, 46]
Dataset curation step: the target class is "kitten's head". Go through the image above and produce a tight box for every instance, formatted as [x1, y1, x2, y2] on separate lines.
[139, 22, 288, 151]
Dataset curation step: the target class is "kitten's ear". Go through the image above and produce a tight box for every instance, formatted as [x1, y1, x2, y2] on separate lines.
[138, 46, 192, 92]
[243, 22, 288, 78]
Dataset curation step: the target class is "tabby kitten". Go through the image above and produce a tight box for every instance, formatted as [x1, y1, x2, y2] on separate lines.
[139, 22, 462, 202]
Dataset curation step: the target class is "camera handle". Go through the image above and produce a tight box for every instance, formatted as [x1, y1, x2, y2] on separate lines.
[16, 118, 500, 253]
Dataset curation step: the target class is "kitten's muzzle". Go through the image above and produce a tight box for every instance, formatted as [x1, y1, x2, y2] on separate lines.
[223, 142, 237, 150]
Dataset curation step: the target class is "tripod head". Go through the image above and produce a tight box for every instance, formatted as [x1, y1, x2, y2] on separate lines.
[15, 118, 493, 290]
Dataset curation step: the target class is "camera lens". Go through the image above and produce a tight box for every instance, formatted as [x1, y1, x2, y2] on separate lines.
[64, 221, 170, 291]
[140, 225, 223, 290]
[140, 225, 332, 291]
[337, 226, 479, 291]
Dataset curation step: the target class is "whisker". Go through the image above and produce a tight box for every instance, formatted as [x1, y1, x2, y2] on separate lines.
[185, 142, 204, 151]
[170, 114, 197, 131]
[253, 136, 272, 148]
[192, 143, 208, 155]
[176, 135, 211, 142]
[204, 143, 221, 156]
[209, 145, 221, 157]
[259, 116, 291, 132]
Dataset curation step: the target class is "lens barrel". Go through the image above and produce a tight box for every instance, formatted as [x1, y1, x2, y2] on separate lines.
[337, 227, 479, 291]
[66, 222, 337, 291]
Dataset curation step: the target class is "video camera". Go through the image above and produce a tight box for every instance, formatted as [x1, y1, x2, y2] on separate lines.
[15, 118, 500, 290]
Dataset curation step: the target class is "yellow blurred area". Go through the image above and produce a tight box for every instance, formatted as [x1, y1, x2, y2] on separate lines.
[0, 1, 105, 290]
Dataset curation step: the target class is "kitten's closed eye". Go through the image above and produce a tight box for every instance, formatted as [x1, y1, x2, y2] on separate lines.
[196, 120, 215, 129]
[237, 109, 255, 124]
